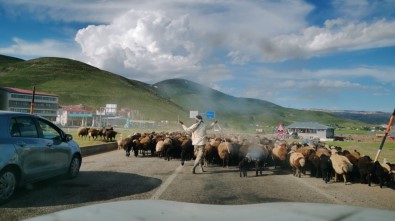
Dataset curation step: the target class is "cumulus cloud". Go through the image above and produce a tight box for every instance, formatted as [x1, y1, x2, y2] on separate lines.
[2, 0, 395, 111]
[75, 10, 204, 81]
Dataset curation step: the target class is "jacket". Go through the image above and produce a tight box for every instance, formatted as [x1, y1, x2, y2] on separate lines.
[182, 120, 215, 145]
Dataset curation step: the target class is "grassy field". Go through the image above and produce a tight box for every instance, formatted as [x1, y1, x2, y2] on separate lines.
[325, 140, 395, 163]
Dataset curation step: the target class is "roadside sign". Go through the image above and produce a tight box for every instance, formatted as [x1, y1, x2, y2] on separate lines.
[206, 111, 215, 119]
[190, 110, 199, 118]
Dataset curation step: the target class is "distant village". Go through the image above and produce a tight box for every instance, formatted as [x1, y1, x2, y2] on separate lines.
[1, 86, 393, 141]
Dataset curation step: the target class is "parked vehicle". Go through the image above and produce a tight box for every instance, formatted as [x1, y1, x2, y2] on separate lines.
[0, 111, 82, 204]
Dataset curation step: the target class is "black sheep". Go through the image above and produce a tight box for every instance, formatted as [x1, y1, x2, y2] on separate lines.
[239, 157, 249, 177]
[368, 161, 387, 188]
[319, 154, 332, 183]
[357, 155, 373, 184]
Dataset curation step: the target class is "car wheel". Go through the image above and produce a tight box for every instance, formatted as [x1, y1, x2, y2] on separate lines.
[68, 155, 81, 179]
[0, 168, 17, 204]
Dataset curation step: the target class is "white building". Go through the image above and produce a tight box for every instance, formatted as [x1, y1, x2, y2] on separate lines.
[287, 122, 334, 140]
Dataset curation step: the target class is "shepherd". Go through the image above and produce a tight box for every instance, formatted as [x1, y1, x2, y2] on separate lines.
[179, 115, 218, 174]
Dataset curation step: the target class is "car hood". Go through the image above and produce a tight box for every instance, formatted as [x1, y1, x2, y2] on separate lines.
[23, 200, 395, 221]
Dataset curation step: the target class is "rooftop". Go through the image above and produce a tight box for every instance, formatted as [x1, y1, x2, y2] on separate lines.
[287, 122, 333, 130]
[0, 87, 57, 97]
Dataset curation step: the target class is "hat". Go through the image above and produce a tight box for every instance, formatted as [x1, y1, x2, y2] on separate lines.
[195, 115, 203, 120]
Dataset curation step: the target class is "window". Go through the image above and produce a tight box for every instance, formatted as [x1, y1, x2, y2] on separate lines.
[10, 117, 38, 137]
[37, 119, 61, 140]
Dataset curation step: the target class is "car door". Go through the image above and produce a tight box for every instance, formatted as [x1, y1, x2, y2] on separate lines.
[35, 117, 71, 175]
[10, 116, 49, 182]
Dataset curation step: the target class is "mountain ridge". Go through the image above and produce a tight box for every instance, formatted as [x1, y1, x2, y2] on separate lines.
[0, 55, 372, 130]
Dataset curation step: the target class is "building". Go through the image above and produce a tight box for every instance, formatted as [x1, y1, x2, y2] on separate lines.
[57, 104, 117, 127]
[0, 87, 58, 121]
[287, 122, 334, 140]
[57, 105, 94, 127]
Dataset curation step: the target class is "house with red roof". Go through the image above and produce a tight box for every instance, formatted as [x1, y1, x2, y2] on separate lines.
[0, 87, 59, 121]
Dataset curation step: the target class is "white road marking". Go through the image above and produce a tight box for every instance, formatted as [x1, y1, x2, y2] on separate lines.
[150, 164, 183, 200]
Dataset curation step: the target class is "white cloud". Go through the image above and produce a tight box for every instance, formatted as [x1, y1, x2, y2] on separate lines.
[259, 19, 395, 61]
[75, 10, 204, 82]
[0, 37, 80, 60]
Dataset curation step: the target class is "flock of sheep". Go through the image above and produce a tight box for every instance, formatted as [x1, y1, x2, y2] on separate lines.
[77, 126, 118, 142]
[81, 128, 395, 188]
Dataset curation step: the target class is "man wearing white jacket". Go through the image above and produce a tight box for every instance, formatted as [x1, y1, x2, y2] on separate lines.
[179, 115, 218, 174]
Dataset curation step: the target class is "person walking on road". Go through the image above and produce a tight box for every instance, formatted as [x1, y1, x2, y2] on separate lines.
[179, 115, 218, 174]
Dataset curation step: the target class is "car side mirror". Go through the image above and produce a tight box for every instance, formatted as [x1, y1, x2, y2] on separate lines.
[65, 134, 73, 142]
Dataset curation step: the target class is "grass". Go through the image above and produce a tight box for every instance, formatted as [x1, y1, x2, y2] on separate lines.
[325, 140, 395, 163]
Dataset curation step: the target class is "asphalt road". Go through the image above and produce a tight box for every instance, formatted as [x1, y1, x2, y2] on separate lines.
[1, 149, 395, 221]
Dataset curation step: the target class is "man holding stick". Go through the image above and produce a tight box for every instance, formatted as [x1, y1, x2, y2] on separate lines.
[179, 115, 218, 174]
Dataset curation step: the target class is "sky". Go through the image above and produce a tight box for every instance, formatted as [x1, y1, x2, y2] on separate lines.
[1, 0, 395, 112]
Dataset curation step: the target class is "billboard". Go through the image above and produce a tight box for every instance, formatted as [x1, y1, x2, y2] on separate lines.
[189, 110, 199, 118]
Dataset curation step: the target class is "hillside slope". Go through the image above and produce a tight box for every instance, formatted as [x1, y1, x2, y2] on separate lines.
[0, 57, 187, 121]
[153, 79, 364, 129]
[0, 55, 366, 131]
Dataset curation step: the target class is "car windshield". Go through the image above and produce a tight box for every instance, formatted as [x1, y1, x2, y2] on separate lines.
[1, 1, 395, 221]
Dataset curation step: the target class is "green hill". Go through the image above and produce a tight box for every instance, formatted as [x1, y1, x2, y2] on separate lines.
[0, 56, 187, 122]
[0, 55, 367, 131]
[153, 79, 364, 130]
[0, 54, 24, 65]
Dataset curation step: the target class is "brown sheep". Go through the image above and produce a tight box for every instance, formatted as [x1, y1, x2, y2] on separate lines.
[77, 127, 89, 139]
[203, 138, 221, 167]
[271, 141, 288, 168]
[316, 148, 331, 158]
[88, 128, 100, 141]
[289, 151, 306, 178]
[104, 129, 117, 142]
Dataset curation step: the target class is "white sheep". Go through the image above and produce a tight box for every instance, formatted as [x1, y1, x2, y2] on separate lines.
[289, 151, 306, 178]
[330, 151, 353, 184]
[218, 140, 232, 168]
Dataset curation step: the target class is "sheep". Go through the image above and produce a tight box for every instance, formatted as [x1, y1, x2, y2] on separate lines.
[119, 137, 133, 157]
[155, 139, 166, 158]
[204, 138, 221, 167]
[179, 136, 193, 165]
[77, 127, 89, 139]
[139, 133, 154, 156]
[295, 146, 316, 176]
[342, 149, 361, 182]
[330, 151, 353, 184]
[319, 154, 332, 183]
[271, 141, 288, 169]
[218, 139, 232, 168]
[88, 128, 100, 141]
[316, 147, 331, 158]
[165, 137, 180, 161]
[239, 157, 249, 177]
[244, 144, 269, 176]
[289, 151, 306, 178]
[357, 155, 373, 184]
[104, 129, 117, 142]
[118, 133, 141, 157]
[368, 161, 388, 188]
[384, 162, 395, 187]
